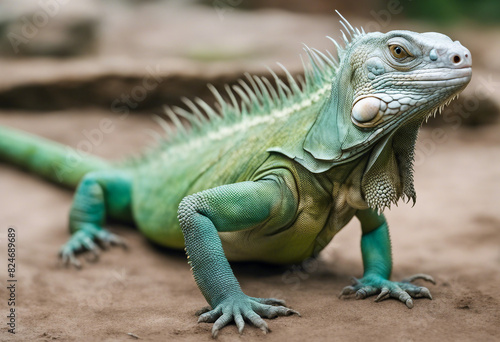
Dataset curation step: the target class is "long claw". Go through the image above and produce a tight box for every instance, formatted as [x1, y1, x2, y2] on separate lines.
[98, 239, 110, 250]
[246, 311, 269, 334]
[253, 303, 300, 319]
[195, 306, 212, 316]
[68, 254, 81, 269]
[212, 312, 232, 338]
[351, 277, 361, 286]
[356, 286, 377, 299]
[233, 312, 245, 334]
[59, 251, 68, 265]
[198, 314, 215, 324]
[95, 230, 128, 250]
[198, 307, 222, 324]
[252, 297, 286, 306]
[83, 243, 101, 263]
[395, 291, 414, 309]
[339, 285, 356, 298]
[108, 234, 128, 250]
[115, 238, 129, 250]
[402, 273, 436, 285]
[419, 287, 433, 300]
[84, 250, 100, 263]
[375, 287, 390, 302]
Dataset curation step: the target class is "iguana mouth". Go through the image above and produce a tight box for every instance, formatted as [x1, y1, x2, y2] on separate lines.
[394, 66, 472, 82]
[351, 66, 471, 129]
[351, 92, 461, 130]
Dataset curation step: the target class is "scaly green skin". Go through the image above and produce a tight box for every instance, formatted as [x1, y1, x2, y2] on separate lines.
[0, 16, 471, 338]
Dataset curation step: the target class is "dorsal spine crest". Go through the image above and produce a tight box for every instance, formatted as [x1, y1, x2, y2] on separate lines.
[128, 12, 365, 166]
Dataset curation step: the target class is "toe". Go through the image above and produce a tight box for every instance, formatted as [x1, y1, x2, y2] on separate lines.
[402, 273, 436, 285]
[419, 287, 433, 300]
[81, 240, 101, 262]
[108, 234, 128, 249]
[355, 286, 378, 299]
[251, 297, 286, 306]
[195, 306, 212, 316]
[392, 290, 413, 308]
[375, 287, 390, 302]
[68, 253, 82, 269]
[233, 310, 245, 334]
[244, 310, 270, 334]
[339, 285, 356, 297]
[212, 312, 232, 338]
[403, 285, 433, 300]
[252, 303, 297, 319]
[60, 246, 82, 269]
[198, 307, 222, 324]
[95, 230, 128, 250]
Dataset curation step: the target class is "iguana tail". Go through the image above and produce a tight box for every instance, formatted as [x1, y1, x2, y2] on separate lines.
[0, 125, 111, 189]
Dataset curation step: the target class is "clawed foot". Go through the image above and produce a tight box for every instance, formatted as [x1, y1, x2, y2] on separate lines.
[196, 293, 300, 338]
[339, 273, 435, 308]
[59, 225, 127, 268]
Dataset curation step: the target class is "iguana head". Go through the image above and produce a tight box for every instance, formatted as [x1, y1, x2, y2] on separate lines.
[348, 30, 471, 129]
[304, 24, 471, 211]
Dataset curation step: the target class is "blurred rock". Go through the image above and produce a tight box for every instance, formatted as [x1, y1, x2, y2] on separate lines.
[198, 0, 378, 15]
[0, 59, 299, 114]
[0, 0, 101, 57]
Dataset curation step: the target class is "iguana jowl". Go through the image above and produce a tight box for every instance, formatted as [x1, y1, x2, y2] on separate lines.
[0, 15, 472, 337]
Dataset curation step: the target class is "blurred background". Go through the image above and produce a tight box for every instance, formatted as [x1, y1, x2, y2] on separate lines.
[0, 0, 498, 123]
[0, 1, 499, 341]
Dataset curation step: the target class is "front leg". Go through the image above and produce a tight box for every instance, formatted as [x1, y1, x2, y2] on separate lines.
[177, 175, 299, 337]
[340, 209, 435, 308]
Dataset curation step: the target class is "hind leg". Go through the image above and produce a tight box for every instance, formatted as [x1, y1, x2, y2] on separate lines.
[60, 170, 133, 268]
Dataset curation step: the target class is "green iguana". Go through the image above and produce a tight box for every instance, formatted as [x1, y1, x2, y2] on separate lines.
[0, 14, 471, 338]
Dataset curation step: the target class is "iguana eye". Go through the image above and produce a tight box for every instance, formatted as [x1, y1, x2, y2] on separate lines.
[389, 44, 410, 59]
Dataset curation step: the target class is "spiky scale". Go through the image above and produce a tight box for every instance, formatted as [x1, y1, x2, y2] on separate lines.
[224, 84, 240, 116]
[238, 79, 262, 112]
[244, 72, 265, 102]
[261, 77, 280, 106]
[341, 30, 349, 45]
[163, 105, 188, 135]
[195, 97, 220, 121]
[277, 62, 302, 95]
[207, 84, 228, 114]
[232, 85, 252, 110]
[336, 10, 356, 36]
[340, 21, 353, 40]
[173, 106, 204, 129]
[182, 97, 207, 123]
[253, 75, 273, 109]
[303, 46, 323, 84]
[312, 48, 337, 69]
[326, 36, 344, 59]
[266, 67, 292, 104]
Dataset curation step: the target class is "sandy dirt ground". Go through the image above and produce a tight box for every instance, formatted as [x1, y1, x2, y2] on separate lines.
[0, 108, 499, 342]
